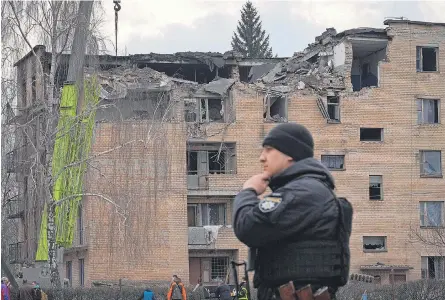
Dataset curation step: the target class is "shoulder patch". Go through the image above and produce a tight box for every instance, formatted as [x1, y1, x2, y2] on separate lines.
[259, 193, 283, 213]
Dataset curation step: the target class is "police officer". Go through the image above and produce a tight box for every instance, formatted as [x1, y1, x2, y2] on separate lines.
[232, 123, 353, 300]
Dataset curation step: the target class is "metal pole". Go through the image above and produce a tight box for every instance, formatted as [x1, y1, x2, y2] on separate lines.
[65, 0, 94, 114]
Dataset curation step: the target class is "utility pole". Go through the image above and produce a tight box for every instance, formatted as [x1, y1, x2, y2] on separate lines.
[65, 0, 94, 114]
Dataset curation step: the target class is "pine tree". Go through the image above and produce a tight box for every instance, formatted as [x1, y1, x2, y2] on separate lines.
[231, 1, 273, 58]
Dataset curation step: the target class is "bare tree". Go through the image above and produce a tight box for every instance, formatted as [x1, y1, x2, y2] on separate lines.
[1, 1, 108, 296]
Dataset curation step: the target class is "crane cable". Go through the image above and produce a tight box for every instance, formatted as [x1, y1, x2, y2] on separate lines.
[113, 0, 121, 58]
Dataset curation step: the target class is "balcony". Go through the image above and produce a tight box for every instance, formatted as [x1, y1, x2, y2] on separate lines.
[188, 226, 242, 249]
[187, 174, 209, 190]
[65, 228, 88, 253]
[5, 195, 25, 219]
[188, 227, 209, 245]
[9, 242, 25, 264]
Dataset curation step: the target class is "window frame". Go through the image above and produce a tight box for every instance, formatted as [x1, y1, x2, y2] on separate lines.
[420, 150, 443, 177]
[79, 258, 85, 287]
[327, 95, 341, 123]
[369, 175, 383, 201]
[360, 128, 384, 142]
[66, 261, 72, 287]
[417, 98, 440, 124]
[362, 236, 387, 253]
[416, 46, 439, 73]
[187, 203, 227, 227]
[186, 143, 237, 176]
[420, 201, 444, 228]
[210, 257, 229, 282]
[421, 256, 445, 279]
[321, 155, 345, 171]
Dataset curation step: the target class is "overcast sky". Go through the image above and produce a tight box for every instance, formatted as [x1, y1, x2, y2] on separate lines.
[99, 0, 445, 57]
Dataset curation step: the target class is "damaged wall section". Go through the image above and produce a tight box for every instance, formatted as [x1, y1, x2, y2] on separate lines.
[350, 37, 388, 91]
[185, 78, 236, 123]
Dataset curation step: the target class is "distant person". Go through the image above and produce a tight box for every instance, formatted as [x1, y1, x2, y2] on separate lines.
[138, 288, 156, 300]
[1, 277, 11, 300]
[31, 282, 41, 300]
[192, 279, 207, 300]
[18, 280, 34, 300]
[215, 280, 231, 300]
[167, 275, 186, 300]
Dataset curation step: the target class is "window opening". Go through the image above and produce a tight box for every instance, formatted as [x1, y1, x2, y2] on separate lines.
[363, 236, 386, 251]
[417, 46, 438, 72]
[321, 155, 345, 170]
[420, 201, 443, 227]
[369, 175, 383, 200]
[187, 203, 226, 226]
[211, 257, 229, 282]
[79, 258, 85, 287]
[66, 261, 72, 287]
[420, 150, 442, 177]
[360, 128, 383, 141]
[327, 95, 340, 122]
[421, 256, 445, 279]
[264, 95, 287, 122]
[417, 99, 439, 124]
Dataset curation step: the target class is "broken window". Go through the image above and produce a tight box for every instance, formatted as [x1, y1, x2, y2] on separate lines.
[187, 143, 237, 189]
[417, 99, 440, 124]
[421, 256, 445, 280]
[327, 95, 340, 122]
[369, 175, 383, 200]
[360, 128, 383, 141]
[420, 150, 442, 177]
[321, 155, 345, 170]
[184, 98, 226, 123]
[317, 94, 340, 123]
[363, 236, 386, 252]
[350, 39, 387, 91]
[187, 203, 226, 226]
[417, 46, 438, 72]
[264, 94, 287, 123]
[239, 66, 251, 83]
[420, 201, 444, 227]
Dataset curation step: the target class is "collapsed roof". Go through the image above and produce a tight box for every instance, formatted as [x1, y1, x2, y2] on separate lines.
[251, 26, 389, 92]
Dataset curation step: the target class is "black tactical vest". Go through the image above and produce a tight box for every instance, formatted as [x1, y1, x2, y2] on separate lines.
[255, 195, 352, 289]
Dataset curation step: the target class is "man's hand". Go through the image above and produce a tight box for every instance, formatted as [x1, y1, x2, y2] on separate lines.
[242, 172, 271, 195]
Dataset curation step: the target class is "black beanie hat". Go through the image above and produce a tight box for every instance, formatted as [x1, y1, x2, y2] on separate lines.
[262, 123, 314, 162]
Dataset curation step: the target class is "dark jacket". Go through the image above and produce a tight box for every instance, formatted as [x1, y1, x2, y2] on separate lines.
[233, 158, 340, 248]
[18, 284, 34, 300]
[215, 284, 231, 300]
[233, 158, 352, 293]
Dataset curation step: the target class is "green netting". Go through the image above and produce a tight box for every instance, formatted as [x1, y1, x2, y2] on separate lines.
[36, 78, 99, 261]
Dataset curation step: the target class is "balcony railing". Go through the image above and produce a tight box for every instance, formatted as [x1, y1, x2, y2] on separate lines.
[9, 242, 25, 264]
[5, 195, 25, 219]
[187, 174, 209, 190]
[188, 227, 208, 245]
[67, 228, 88, 249]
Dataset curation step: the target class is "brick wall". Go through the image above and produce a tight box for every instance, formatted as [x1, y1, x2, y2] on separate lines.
[72, 22, 444, 287]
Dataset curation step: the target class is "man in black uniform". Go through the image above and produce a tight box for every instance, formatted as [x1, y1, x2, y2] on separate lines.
[232, 123, 353, 300]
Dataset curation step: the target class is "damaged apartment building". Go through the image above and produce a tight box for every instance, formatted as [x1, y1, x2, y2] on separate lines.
[5, 18, 444, 289]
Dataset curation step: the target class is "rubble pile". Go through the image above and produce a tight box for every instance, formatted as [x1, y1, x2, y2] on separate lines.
[90, 66, 199, 100]
[255, 28, 345, 92]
